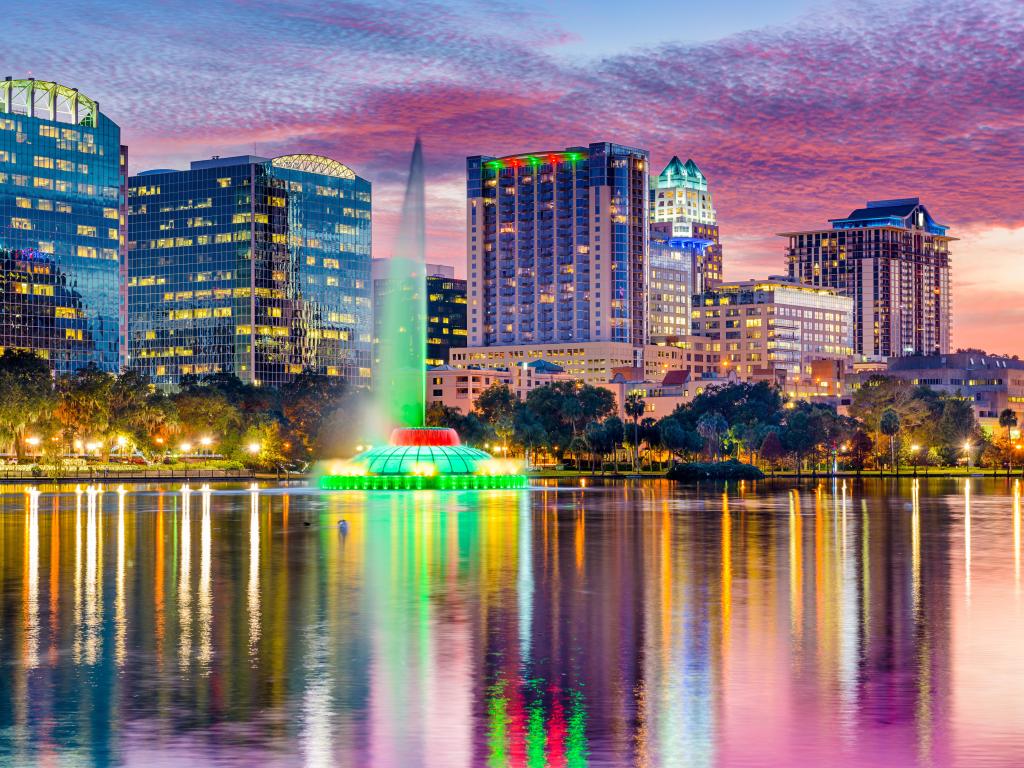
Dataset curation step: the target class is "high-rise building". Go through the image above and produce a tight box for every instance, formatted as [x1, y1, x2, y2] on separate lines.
[466, 143, 649, 348]
[782, 198, 952, 358]
[647, 233, 710, 345]
[691, 277, 853, 390]
[373, 260, 467, 368]
[127, 154, 372, 388]
[650, 156, 723, 286]
[0, 77, 126, 373]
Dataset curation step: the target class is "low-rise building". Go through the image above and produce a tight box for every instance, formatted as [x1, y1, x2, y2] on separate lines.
[427, 360, 574, 414]
[604, 368, 741, 421]
[451, 341, 709, 387]
[884, 350, 1024, 433]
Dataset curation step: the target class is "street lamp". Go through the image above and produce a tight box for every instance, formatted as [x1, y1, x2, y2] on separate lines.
[910, 444, 921, 476]
[963, 441, 972, 469]
[247, 442, 261, 455]
[180, 442, 192, 455]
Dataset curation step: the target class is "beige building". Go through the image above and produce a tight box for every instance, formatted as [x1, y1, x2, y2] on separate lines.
[451, 341, 714, 388]
[427, 360, 574, 414]
[692, 277, 853, 392]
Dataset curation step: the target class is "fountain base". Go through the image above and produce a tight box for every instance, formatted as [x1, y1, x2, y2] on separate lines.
[320, 427, 526, 491]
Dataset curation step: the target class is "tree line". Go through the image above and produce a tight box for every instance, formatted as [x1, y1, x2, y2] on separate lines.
[0, 350, 362, 469]
[429, 376, 1003, 473]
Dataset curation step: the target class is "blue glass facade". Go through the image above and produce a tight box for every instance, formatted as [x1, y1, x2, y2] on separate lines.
[127, 154, 371, 388]
[466, 143, 649, 348]
[0, 78, 125, 373]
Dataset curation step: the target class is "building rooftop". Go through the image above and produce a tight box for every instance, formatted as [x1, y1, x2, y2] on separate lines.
[1, 77, 102, 126]
[888, 351, 1024, 372]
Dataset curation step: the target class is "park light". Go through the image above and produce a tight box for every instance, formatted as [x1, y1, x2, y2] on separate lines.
[73, 439, 83, 451]
[116, 435, 127, 448]
[1016, 444, 1023, 452]
[963, 441, 971, 452]
[25, 436, 40, 447]
[199, 436, 212, 447]
[911, 444, 920, 452]
[154, 436, 164, 445]
[180, 442, 192, 453]
[247, 442, 261, 455]
[85, 441, 100, 452]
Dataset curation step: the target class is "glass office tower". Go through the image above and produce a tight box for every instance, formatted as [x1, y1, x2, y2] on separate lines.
[466, 143, 649, 348]
[0, 77, 126, 373]
[127, 154, 372, 388]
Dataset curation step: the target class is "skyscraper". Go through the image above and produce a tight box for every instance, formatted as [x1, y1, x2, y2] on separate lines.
[0, 77, 126, 373]
[650, 156, 723, 287]
[466, 143, 649, 348]
[127, 154, 372, 388]
[782, 198, 952, 358]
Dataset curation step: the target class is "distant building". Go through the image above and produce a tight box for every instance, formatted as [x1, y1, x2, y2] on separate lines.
[466, 143, 650, 348]
[373, 261, 466, 367]
[884, 350, 1024, 433]
[0, 78, 127, 373]
[127, 154, 372, 388]
[782, 197, 953, 358]
[692, 277, 853, 395]
[427, 359, 574, 414]
[450, 341, 707, 388]
[650, 156, 723, 286]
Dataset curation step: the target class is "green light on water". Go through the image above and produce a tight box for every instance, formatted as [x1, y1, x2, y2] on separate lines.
[319, 474, 527, 491]
[527, 700, 547, 768]
[487, 682, 510, 768]
[566, 690, 588, 768]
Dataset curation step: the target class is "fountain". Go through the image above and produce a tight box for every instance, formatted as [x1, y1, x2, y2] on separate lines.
[320, 140, 525, 491]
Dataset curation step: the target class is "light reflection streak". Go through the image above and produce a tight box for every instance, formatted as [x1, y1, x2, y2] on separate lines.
[517, 491, 533, 664]
[116, 486, 127, 666]
[24, 488, 39, 668]
[198, 485, 212, 670]
[789, 490, 803, 642]
[248, 485, 260, 657]
[73, 485, 83, 663]
[837, 481, 857, 745]
[1014, 480, 1021, 600]
[84, 485, 102, 665]
[965, 480, 972, 607]
[179, 485, 193, 669]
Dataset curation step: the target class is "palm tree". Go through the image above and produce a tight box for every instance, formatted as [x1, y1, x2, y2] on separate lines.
[880, 408, 900, 473]
[1000, 408, 1017, 442]
[624, 392, 646, 472]
[696, 411, 729, 460]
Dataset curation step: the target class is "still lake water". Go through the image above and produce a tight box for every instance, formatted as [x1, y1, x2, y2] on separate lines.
[1, 478, 1023, 767]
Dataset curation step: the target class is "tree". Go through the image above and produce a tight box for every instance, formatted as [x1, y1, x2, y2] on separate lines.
[759, 430, 785, 471]
[280, 371, 348, 458]
[512, 406, 547, 466]
[696, 411, 729, 460]
[475, 383, 517, 451]
[659, 418, 701, 463]
[624, 392, 646, 471]
[880, 408, 901, 471]
[848, 430, 874, 474]
[0, 350, 55, 460]
[1000, 408, 1018, 443]
[56, 364, 115, 454]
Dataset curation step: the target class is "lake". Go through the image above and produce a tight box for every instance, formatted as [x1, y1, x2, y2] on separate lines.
[1, 478, 1022, 767]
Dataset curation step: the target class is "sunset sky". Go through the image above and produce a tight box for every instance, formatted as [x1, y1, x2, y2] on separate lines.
[5, 0, 1021, 352]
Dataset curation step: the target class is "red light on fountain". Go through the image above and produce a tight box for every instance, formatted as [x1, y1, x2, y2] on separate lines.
[390, 427, 461, 447]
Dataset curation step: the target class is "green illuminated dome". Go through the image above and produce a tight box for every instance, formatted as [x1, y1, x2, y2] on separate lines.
[320, 427, 526, 491]
[353, 443, 493, 475]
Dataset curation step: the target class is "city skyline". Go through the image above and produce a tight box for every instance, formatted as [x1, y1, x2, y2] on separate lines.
[3, 0, 1023, 355]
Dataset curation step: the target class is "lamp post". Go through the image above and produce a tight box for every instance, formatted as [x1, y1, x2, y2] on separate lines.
[963, 441, 972, 471]
[910, 444, 920, 477]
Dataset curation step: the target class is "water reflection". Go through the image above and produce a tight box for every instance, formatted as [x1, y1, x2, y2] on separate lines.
[1, 479, 1024, 765]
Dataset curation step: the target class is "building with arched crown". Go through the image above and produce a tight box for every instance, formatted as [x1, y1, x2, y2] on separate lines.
[127, 154, 372, 388]
[0, 77, 127, 373]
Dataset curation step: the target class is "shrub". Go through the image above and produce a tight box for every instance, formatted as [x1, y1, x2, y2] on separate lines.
[666, 459, 765, 482]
